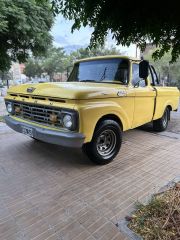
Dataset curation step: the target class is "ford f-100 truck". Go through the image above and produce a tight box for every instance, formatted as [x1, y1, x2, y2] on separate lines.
[4, 56, 179, 164]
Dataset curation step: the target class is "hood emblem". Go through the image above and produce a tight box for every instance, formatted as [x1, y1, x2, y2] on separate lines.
[27, 87, 36, 93]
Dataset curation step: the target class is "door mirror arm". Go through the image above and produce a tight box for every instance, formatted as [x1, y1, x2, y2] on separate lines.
[133, 79, 142, 88]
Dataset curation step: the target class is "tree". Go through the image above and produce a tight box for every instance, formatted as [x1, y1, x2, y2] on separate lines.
[24, 59, 43, 78]
[69, 45, 122, 63]
[24, 47, 68, 81]
[145, 49, 180, 88]
[0, 0, 54, 72]
[43, 47, 68, 80]
[51, 1, 180, 62]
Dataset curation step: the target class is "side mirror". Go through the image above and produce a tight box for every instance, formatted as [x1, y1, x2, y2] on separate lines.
[139, 60, 149, 79]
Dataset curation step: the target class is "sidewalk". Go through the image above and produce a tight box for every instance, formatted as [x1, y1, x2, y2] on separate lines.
[0, 97, 6, 116]
[0, 110, 180, 239]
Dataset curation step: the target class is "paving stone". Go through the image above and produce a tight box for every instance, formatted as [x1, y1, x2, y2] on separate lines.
[0, 108, 180, 239]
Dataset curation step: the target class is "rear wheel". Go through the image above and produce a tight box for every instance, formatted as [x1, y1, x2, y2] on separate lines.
[153, 107, 170, 132]
[83, 120, 122, 165]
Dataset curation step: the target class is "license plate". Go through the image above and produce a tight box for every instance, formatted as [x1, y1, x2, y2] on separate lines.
[22, 126, 33, 137]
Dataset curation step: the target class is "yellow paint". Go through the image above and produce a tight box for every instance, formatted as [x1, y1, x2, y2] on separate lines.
[5, 56, 180, 144]
[153, 86, 179, 120]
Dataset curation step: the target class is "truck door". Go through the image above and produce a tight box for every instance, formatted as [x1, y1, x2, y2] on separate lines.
[131, 62, 156, 128]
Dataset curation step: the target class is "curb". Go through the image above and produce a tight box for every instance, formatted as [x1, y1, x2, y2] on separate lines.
[116, 219, 142, 240]
[116, 176, 180, 240]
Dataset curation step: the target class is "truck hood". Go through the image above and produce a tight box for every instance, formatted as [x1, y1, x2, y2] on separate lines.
[8, 82, 125, 100]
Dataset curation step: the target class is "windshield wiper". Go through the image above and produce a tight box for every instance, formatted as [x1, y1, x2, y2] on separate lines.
[100, 67, 107, 81]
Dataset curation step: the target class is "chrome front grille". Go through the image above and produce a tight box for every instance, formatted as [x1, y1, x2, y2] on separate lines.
[13, 102, 62, 127]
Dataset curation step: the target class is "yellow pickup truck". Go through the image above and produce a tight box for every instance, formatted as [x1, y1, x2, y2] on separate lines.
[4, 56, 179, 164]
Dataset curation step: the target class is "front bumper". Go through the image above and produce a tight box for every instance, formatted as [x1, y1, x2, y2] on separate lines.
[4, 116, 85, 148]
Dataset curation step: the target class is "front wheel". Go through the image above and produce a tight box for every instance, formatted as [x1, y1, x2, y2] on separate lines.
[83, 120, 122, 165]
[153, 107, 170, 132]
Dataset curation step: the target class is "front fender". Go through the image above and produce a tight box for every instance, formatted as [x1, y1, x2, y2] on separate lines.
[75, 99, 132, 143]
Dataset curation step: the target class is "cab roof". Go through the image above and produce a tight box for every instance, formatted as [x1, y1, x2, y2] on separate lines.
[75, 55, 141, 63]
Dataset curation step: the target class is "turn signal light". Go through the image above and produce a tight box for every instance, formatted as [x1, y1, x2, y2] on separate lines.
[50, 114, 57, 123]
[15, 106, 21, 113]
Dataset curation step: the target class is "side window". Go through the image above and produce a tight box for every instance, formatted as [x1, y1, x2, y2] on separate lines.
[132, 63, 146, 87]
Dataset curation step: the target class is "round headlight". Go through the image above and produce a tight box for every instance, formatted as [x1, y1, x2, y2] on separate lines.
[7, 103, 13, 113]
[62, 114, 73, 129]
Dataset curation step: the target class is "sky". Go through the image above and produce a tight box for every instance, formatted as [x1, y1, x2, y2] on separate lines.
[51, 16, 140, 58]
[51, 16, 92, 47]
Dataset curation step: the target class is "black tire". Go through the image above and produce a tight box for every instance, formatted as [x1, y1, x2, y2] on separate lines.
[153, 107, 170, 132]
[83, 120, 122, 165]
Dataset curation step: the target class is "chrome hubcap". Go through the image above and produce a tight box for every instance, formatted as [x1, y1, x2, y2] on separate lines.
[96, 130, 116, 156]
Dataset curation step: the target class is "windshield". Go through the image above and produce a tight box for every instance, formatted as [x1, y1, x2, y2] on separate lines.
[68, 58, 129, 84]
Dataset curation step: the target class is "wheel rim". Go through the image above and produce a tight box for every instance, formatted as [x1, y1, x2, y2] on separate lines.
[162, 110, 168, 127]
[96, 129, 117, 157]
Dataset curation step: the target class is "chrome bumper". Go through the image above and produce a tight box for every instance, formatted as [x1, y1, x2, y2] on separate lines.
[4, 116, 85, 148]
